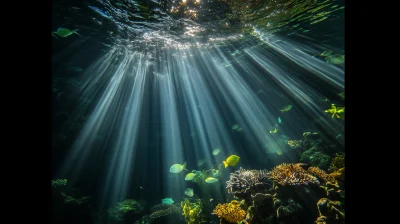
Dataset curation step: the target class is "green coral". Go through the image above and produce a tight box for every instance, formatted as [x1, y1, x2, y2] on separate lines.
[300, 146, 331, 170]
[134, 215, 151, 224]
[328, 153, 345, 173]
[108, 199, 145, 222]
[181, 198, 204, 224]
[52, 179, 67, 188]
[62, 193, 90, 205]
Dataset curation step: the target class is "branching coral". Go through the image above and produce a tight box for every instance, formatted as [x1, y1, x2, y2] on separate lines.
[267, 163, 320, 186]
[328, 153, 344, 173]
[307, 167, 338, 186]
[212, 200, 246, 223]
[52, 179, 68, 188]
[226, 167, 272, 199]
[149, 204, 181, 219]
[316, 198, 344, 223]
[330, 167, 344, 182]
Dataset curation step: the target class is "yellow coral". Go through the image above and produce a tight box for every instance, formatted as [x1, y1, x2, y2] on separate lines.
[212, 200, 246, 223]
[328, 153, 344, 173]
[316, 198, 344, 223]
[181, 198, 203, 224]
[267, 163, 320, 186]
[287, 140, 301, 148]
[308, 167, 338, 186]
[330, 167, 344, 182]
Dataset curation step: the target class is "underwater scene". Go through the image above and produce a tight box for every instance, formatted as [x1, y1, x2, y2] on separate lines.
[52, 0, 344, 224]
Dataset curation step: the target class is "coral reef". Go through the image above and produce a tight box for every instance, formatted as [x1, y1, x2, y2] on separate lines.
[212, 200, 246, 223]
[287, 140, 302, 149]
[330, 168, 345, 182]
[149, 204, 181, 219]
[226, 167, 273, 201]
[52, 179, 94, 224]
[107, 199, 145, 223]
[328, 153, 345, 173]
[315, 198, 344, 224]
[52, 179, 68, 189]
[300, 144, 331, 170]
[307, 167, 338, 186]
[267, 163, 320, 186]
[181, 198, 204, 224]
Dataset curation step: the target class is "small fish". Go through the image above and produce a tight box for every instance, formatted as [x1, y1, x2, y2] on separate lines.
[321, 98, 330, 102]
[236, 127, 243, 132]
[270, 126, 278, 134]
[184, 188, 194, 197]
[326, 54, 344, 65]
[324, 104, 344, 119]
[280, 105, 292, 113]
[276, 149, 283, 155]
[169, 162, 188, 173]
[231, 124, 239, 130]
[140, 186, 143, 189]
[52, 27, 82, 39]
[185, 173, 196, 181]
[205, 177, 219, 183]
[336, 134, 342, 139]
[319, 50, 332, 57]
[222, 155, 240, 168]
[212, 148, 221, 156]
[338, 92, 344, 100]
[210, 198, 214, 202]
[278, 117, 282, 123]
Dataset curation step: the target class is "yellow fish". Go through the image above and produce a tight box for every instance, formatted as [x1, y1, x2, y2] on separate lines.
[280, 105, 292, 113]
[222, 155, 240, 168]
[185, 173, 196, 181]
[205, 177, 219, 183]
[169, 162, 188, 173]
[325, 104, 344, 119]
[270, 127, 278, 134]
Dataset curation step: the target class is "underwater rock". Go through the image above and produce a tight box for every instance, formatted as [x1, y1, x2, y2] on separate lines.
[251, 193, 275, 207]
[276, 199, 303, 224]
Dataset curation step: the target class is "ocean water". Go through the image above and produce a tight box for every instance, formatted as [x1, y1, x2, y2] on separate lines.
[52, 0, 344, 223]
